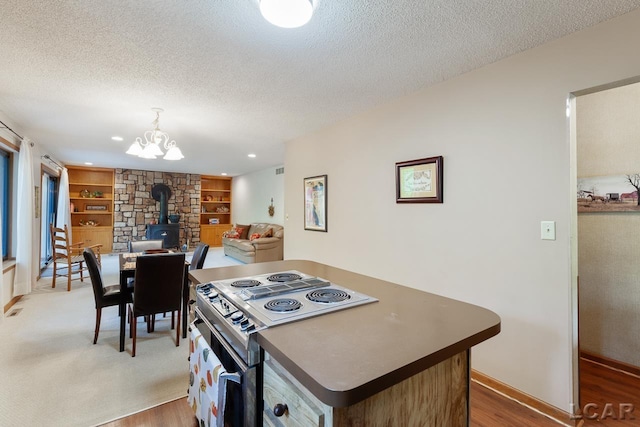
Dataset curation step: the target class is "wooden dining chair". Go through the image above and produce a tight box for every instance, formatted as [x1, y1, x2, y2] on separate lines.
[128, 252, 185, 357]
[84, 247, 130, 344]
[50, 224, 102, 292]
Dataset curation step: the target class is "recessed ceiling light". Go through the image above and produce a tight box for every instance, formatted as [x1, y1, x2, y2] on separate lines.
[260, 0, 314, 28]
[248, 153, 257, 158]
[221, 173, 228, 176]
[84, 162, 93, 165]
[111, 136, 123, 141]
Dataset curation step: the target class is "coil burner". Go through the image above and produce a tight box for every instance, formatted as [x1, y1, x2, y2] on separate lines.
[231, 279, 262, 288]
[267, 273, 302, 282]
[306, 288, 351, 304]
[264, 298, 303, 313]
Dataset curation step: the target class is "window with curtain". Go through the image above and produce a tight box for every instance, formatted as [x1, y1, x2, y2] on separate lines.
[0, 149, 10, 260]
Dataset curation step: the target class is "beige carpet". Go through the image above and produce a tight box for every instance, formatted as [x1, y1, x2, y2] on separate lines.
[0, 248, 242, 427]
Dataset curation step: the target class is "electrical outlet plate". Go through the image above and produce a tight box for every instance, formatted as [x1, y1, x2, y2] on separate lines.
[541, 221, 556, 240]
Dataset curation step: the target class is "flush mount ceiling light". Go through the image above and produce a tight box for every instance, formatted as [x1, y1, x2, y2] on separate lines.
[259, 0, 314, 28]
[126, 108, 184, 160]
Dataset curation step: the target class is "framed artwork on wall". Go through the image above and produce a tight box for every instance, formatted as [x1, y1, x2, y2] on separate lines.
[396, 156, 443, 203]
[578, 174, 640, 212]
[304, 175, 327, 232]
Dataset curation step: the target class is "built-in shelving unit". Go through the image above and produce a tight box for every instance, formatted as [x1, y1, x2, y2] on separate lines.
[200, 175, 232, 247]
[67, 166, 114, 252]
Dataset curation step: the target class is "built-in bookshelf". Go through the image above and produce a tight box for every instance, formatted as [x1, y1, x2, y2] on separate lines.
[200, 175, 232, 246]
[67, 166, 114, 252]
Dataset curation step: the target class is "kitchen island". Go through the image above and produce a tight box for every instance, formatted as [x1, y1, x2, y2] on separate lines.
[190, 260, 500, 426]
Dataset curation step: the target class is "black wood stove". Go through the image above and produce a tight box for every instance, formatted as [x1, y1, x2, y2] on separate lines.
[146, 183, 180, 248]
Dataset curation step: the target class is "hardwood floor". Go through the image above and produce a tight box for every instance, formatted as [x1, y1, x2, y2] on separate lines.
[101, 358, 640, 427]
[99, 399, 198, 427]
[579, 357, 640, 426]
[470, 381, 561, 426]
[100, 382, 561, 427]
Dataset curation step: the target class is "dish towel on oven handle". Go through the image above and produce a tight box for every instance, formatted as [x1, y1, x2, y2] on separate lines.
[188, 322, 241, 427]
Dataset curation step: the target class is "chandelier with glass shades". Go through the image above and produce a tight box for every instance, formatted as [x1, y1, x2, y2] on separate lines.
[126, 108, 184, 160]
[259, 0, 314, 28]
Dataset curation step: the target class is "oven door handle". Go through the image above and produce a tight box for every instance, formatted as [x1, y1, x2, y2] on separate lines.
[194, 307, 249, 372]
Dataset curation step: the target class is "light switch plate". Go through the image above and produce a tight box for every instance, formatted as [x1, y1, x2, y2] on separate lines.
[541, 221, 556, 240]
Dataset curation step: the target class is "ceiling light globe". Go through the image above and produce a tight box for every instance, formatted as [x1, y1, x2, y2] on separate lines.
[164, 146, 184, 160]
[260, 0, 313, 28]
[140, 145, 158, 159]
[126, 140, 142, 156]
[148, 142, 164, 157]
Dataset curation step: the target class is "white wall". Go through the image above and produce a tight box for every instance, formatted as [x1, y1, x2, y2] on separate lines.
[283, 10, 640, 412]
[232, 165, 285, 226]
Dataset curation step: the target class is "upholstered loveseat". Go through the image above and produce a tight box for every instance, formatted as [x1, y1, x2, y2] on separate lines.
[222, 223, 284, 264]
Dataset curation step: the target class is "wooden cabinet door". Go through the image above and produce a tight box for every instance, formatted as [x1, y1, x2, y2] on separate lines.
[200, 225, 220, 247]
[200, 224, 230, 247]
[213, 225, 227, 246]
[72, 227, 113, 252]
[263, 360, 325, 427]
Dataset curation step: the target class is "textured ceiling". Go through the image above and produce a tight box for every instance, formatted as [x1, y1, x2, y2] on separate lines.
[1, 1, 639, 175]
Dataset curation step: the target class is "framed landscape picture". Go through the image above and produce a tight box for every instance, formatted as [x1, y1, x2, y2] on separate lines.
[396, 156, 443, 203]
[304, 175, 327, 232]
[578, 174, 640, 213]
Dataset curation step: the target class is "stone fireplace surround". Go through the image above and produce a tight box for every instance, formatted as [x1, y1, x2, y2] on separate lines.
[113, 169, 202, 252]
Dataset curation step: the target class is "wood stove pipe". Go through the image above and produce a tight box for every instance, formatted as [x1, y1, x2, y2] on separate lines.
[151, 184, 171, 224]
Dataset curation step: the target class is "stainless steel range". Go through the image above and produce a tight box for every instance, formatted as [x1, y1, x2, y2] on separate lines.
[196, 270, 377, 362]
[192, 269, 377, 426]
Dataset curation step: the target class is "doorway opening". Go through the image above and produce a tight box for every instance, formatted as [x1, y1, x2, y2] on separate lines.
[40, 168, 59, 271]
[571, 75, 640, 421]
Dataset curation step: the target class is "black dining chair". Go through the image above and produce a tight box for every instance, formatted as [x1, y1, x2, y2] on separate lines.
[128, 252, 186, 357]
[179, 243, 210, 337]
[84, 247, 130, 344]
[190, 243, 209, 270]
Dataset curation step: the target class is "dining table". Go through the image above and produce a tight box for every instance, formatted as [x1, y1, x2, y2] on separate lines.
[118, 251, 191, 352]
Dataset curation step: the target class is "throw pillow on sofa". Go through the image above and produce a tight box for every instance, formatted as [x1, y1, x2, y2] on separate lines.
[223, 226, 240, 239]
[236, 224, 250, 240]
[249, 233, 261, 241]
[261, 228, 273, 238]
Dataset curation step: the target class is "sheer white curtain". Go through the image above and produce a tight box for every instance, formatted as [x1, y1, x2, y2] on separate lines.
[14, 139, 35, 296]
[56, 167, 71, 239]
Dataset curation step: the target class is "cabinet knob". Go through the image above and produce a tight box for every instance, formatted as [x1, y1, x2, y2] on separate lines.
[273, 403, 288, 417]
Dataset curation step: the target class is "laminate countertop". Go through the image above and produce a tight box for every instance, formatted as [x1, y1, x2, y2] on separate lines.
[190, 260, 500, 408]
